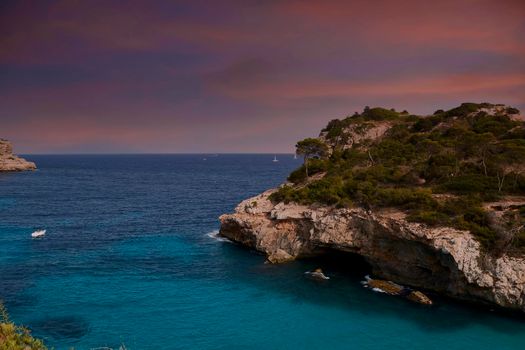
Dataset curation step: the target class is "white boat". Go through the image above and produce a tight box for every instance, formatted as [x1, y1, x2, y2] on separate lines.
[293, 153, 298, 159]
[31, 229, 46, 238]
[272, 155, 279, 162]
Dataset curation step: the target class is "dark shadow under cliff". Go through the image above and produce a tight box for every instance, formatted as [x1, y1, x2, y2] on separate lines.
[302, 247, 373, 278]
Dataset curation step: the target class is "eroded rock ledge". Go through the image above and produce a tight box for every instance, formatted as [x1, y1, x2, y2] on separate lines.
[219, 189, 525, 312]
[0, 139, 36, 172]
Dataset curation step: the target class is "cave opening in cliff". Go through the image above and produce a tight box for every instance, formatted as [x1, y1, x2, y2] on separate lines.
[306, 248, 372, 278]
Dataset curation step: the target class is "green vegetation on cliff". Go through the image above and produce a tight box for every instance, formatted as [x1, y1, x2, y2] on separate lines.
[271, 103, 525, 253]
[0, 302, 47, 350]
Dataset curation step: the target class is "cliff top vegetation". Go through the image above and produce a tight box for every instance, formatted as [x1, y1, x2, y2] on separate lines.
[271, 103, 525, 254]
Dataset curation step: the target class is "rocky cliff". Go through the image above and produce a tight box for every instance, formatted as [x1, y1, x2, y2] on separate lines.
[219, 103, 525, 312]
[0, 139, 36, 171]
[220, 189, 525, 312]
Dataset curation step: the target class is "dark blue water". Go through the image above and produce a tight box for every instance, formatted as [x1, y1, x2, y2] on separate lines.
[1, 155, 524, 349]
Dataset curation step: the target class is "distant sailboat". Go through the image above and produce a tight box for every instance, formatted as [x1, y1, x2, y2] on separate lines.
[293, 153, 298, 160]
[272, 155, 279, 162]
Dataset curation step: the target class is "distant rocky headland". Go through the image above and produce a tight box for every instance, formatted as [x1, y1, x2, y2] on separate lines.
[0, 139, 36, 171]
[220, 103, 525, 312]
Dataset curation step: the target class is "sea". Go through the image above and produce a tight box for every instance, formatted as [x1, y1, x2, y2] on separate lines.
[0, 154, 524, 349]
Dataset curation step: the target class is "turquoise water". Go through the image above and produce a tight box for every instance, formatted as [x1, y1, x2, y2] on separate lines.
[0, 154, 524, 349]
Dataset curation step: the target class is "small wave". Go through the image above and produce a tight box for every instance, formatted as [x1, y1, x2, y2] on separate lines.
[206, 230, 231, 243]
[372, 287, 386, 293]
[361, 275, 372, 285]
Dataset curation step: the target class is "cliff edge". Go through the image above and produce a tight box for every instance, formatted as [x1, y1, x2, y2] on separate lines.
[0, 139, 36, 172]
[219, 103, 525, 312]
[220, 189, 525, 311]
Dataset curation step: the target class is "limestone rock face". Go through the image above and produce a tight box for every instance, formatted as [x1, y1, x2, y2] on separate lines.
[219, 190, 525, 312]
[0, 139, 36, 172]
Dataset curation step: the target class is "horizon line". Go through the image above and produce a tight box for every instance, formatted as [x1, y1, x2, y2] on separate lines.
[21, 152, 297, 156]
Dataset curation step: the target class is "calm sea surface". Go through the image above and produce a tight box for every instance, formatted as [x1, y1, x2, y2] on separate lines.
[0, 154, 524, 349]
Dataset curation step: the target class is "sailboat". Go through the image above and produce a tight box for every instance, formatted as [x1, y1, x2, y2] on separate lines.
[293, 153, 298, 160]
[272, 155, 279, 162]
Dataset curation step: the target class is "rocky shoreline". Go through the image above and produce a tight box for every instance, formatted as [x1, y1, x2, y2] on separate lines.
[0, 139, 36, 172]
[219, 189, 525, 312]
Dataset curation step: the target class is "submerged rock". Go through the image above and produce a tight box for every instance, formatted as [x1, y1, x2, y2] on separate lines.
[0, 139, 36, 172]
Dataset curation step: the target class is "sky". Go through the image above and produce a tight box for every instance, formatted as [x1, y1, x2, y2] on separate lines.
[1, 0, 524, 154]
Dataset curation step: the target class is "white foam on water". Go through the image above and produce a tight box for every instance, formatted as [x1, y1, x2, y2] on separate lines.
[206, 230, 231, 243]
[372, 287, 386, 293]
[361, 275, 372, 286]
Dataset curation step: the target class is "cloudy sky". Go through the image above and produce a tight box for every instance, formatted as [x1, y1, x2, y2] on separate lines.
[1, 0, 524, 153]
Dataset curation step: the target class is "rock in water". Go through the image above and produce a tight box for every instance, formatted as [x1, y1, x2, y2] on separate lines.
[364, 278, 432, 305]
[407, 291, 433, 305]
[0, 139, 36, 171]
[267, 249, 294, 264]
[365, 279, 404, 295]
[305, 268, 330, 280]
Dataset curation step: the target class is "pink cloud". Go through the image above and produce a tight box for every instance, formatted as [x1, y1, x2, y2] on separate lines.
[208, 71, 525, 103]
[1, 0, 524, 153]
[2, 0, 523, 67]
[276, 0, 525, 55]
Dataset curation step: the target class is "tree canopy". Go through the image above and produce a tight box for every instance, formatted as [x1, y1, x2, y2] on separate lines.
[296, 138, 329, 177]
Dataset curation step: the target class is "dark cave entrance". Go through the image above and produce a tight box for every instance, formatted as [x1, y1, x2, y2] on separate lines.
[303, 248, 373, 278]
